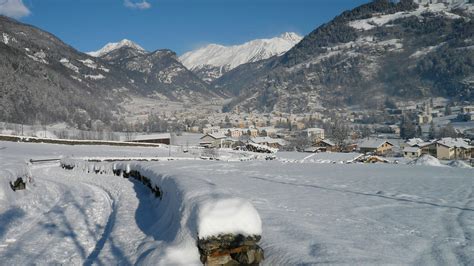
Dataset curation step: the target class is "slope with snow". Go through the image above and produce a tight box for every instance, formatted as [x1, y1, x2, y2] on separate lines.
[1, 141, 473, 265]
[348, 2, 469, 31]
[179, 32, 302, 82]
[214, 0, 474, 113]
[87, 39, 146, 57]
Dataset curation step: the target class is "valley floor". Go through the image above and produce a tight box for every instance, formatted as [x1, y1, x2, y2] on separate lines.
[0, 141, 473, 265]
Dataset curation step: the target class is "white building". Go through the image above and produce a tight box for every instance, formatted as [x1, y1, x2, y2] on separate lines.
[304, 128, 325, 140]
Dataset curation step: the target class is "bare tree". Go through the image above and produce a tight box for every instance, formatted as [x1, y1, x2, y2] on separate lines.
[329, 118, 350, 150]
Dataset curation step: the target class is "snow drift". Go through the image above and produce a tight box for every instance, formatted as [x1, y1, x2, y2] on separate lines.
[60, 159, 263, 264]
[408, 155, 446, 167]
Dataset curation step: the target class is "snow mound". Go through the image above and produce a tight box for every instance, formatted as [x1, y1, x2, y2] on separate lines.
[448, 160, 472, 168]
[198, 198, 262, 239]
[60, 159, 263, 264]
[409, 155, 445, 167]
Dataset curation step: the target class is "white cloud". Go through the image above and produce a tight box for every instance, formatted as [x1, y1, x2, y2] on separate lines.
[0, 0, 30, 18]
[124, 0, 151, 10]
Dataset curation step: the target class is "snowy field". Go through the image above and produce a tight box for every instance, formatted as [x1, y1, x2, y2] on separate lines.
[1, 141, 473, 265]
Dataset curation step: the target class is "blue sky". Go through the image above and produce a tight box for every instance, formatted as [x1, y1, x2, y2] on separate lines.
[9, 0, 369, 54]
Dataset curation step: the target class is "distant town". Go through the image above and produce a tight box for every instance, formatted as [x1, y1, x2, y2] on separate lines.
[1, 98, 472, 163]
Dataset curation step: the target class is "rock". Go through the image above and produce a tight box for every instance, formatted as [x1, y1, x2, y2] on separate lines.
[10, 177, 26, 191]
[198, 234, 264, 265]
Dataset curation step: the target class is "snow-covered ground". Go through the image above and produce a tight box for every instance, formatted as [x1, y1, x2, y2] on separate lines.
[1, 141, 473, 265]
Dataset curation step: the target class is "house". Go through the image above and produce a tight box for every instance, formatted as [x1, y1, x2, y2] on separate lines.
[458, 112, 474, 122]
[250, 137, 287, 149]
[247, 128, 259, 138]
[419, 142, 437, 157]
[358, 139, 394, 155]
[312, 139, 337, 152]
[303, 147, 321, 153]
[220, 137, 244, 149]
[131, 133, 171, 145]
[389, 125, 400, 135]
[403, 146, 422, 159]
[435, 138, 471, 160]
[404, 138, 425, 147]
[226, 128, 244, 138]
[462, 106, 474, 113]
[304, 128, 325, 140]
[200, 133, 227, 148]
[404, 138, 436, 157]
[258, 127, 278, 137]
[417, 114, 432, 125]
[202, 126, 221, 135]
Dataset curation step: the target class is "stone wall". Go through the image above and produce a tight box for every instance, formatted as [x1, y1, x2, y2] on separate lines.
[60, 160, 264, 265]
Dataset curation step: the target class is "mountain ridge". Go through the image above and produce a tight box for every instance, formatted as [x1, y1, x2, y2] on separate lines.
[215, 0, 474, 113]
[179, 32, 302, 82]
[0, 15, 219, 127]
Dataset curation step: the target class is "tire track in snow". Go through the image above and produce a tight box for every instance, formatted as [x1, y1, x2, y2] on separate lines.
[84, 186, 117, 266]
[414, 186, 474, 265]
[0, 173, 112, 264]
[246, 175, 474, 212]
[453, 186, 474, 265]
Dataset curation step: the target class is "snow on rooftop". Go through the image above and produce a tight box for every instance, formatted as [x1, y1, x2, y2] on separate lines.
[436, 138, 471, 149]
[359, 139, 393, 149]
[202, 132, 227, 139]
[403, 146, 421, 153]
[251, 136, 286, 145]
[406, 138, 425, 146]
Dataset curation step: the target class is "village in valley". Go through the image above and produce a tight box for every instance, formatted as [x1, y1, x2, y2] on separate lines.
[2, 97, 472, 164]
[1, 0, 474, 264]
[116, 97, 473, 164]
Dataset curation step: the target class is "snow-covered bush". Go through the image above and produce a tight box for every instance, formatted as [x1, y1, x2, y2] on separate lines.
[408, 155, 445, 167]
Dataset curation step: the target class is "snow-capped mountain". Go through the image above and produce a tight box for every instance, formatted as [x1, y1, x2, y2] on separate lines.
[0, 15, 134, 127]
[216, 0, 474, 113]
[179, 32, 302, 82]
[99, 46, 217, 101]
[0, 15, 219, 127]
[87, 39, 146, 57]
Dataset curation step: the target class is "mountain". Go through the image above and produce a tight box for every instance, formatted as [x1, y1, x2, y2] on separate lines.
[0, 15, 133, 128]
[215, 0, 474, 113]
[179, 32, 302, 82]
[0, 16, 219, 128]
[87, 39, 146, 57]
[99, 46, 217, 101]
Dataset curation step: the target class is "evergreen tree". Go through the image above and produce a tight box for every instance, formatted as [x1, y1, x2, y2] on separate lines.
[330, 118, 350, 149]
[416, 125, 422, 137]
[438, 124, 457, 138]
[400, 116, 416, 139]
[444, 105, 452, 116]
[428, 121, 436, 139]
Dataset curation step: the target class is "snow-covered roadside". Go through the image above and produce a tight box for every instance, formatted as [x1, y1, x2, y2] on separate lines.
[127, 160, 473, 265]
[59, 157, 474, 265]
[61, 159, 263, 265]
[1, 141, 265, 264]
[1, 141, 473, 265]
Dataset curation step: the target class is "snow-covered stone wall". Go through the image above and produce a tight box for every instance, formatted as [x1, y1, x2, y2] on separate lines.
[59, 159, 265, 265]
